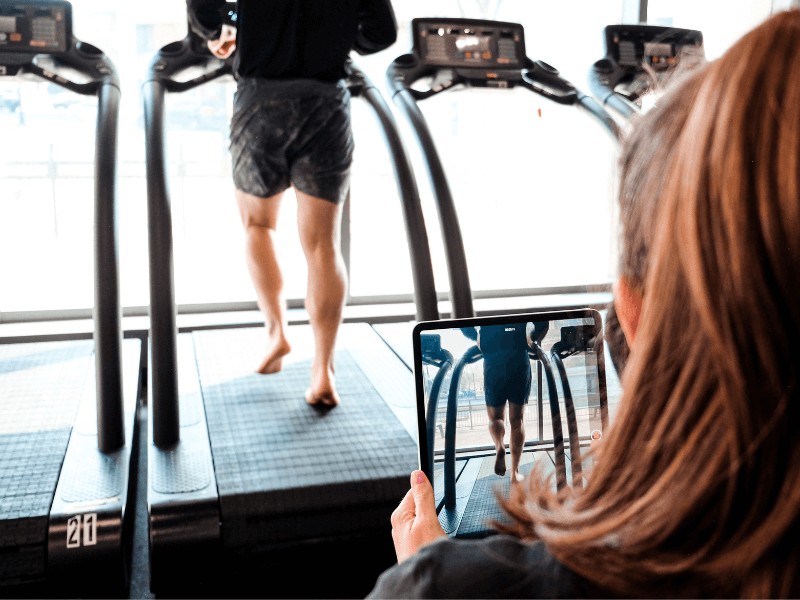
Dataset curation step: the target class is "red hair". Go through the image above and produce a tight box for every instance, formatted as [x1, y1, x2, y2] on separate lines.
[499, 10, 800, 598]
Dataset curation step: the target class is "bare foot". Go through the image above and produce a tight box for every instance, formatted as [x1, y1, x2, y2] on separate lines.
[305, 364, 339, 408]
[494, 447, 506, 476]
[305, 387, 340, 408]
[255, 338, 291, 374]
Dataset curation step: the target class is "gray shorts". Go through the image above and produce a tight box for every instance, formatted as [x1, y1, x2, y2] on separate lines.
[229, 77, 354, 204]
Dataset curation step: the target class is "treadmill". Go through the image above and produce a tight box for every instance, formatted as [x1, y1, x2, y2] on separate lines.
[588, 24, 704, 119]
[385, 17, 615, 536]
[0, 1, 141, 596]
[376, 17, 621, 366]
[142, 13, 441, 597]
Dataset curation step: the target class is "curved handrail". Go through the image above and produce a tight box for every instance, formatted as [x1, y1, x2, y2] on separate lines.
[549, 351, 582, 487]
[345, 63, 439, 322]
[2, 35, 124, 453]
[387, 56, 475, 320]
[421, 347, 454, 478]
[443, 345, 482, 508]
[142, 34, 229, 448]
[528, 343, 567, 490]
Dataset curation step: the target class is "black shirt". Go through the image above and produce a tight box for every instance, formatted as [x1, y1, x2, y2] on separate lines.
[479, 323, 530, 364]
[466, 324, 532, 404]
[367, 535, 602, 598]
[186, 0, 398, 81]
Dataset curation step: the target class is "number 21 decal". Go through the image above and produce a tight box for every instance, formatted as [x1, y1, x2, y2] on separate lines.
[66, 513, 97, 548]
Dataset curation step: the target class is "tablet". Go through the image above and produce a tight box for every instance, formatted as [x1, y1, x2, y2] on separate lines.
[412, 309, 608, 537]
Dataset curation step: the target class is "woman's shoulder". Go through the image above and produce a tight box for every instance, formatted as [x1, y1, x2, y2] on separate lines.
[367, 534, 599, 599]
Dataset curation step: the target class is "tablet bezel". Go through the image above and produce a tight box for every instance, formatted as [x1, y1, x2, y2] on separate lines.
[412, 308, 608, 488]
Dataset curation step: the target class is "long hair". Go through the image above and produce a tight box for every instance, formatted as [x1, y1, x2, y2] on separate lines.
[498, 10, 800, 598]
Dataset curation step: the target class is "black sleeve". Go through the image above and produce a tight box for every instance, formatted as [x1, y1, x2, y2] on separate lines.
[354, 0, 398, 55]
[460, 327, 478, 341]
[531, 321, 550, 345]
[186, 0, 226, 40]
[366, 536, 596, 599]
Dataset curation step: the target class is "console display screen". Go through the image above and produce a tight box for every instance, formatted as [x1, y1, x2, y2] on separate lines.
[642, 41, 678, 68]
[606, 25, 703, 72]
[0, 1, 71, 54]
[0, 16, 17, 33]
[454, 34, 491, 60]
[413, 18, 525, 69]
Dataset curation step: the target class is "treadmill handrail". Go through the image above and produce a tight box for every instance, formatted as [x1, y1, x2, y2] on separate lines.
[2, 36, 125, 453]
[346, 62, 440, 322]
[528, 342, 567, 490]
[422, 350, 454, 477]
[549, 350, 583, 488]
[387, 56, 476, 320]
[519, 59, 621, 139]
[443, 344, 482, 509]
[587, 58, 640, 119]
[143, 37, 233, 91]
[142, 35, 234, 448]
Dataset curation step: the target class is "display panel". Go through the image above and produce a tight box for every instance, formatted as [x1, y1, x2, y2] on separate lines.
[412, 18, 525, 70]
[0, 1, 71, 55]
[606, 24, 703, 71]
[412, 309, 607, 538]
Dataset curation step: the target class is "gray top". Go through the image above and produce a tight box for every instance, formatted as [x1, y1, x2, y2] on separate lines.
[366, 534, 602, 599]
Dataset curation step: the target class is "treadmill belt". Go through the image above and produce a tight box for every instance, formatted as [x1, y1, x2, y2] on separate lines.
[0, 340, 93, 583]
[192, 326, 418, 549]
[456, 453, 538, 537]
[435, 450, 556, 539]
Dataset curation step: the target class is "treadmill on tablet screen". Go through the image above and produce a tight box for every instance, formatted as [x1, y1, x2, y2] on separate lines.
[412, 309, 608, 538]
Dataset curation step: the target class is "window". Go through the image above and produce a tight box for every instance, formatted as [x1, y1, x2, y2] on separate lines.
[0, 0, 778, 319]
[646, 0, 777, 58]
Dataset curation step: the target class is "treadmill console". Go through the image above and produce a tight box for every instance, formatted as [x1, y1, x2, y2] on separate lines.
[390, 17, 613, 127]
[590, 24, 703, 112]
[605, 24, 703, 73]
[0, 0, 71, 55]
[412, 18, 525, 70]
[553, 325, 595, 358]
[420, 333, 442, 362]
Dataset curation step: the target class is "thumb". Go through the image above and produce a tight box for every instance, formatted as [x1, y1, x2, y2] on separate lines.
[410, 470, 436, 517]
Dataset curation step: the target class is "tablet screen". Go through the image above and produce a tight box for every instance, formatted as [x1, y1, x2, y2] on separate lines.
[412, 309, 608, 537]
